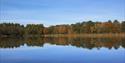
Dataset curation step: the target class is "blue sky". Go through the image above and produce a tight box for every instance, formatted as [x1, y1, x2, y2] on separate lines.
[0, 0, 125, 26]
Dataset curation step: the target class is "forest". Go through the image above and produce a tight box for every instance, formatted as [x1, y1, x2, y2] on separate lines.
[0, 20, 125, 37]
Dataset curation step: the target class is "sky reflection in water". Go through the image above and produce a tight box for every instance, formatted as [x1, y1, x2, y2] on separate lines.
[0, 37, 125, 63]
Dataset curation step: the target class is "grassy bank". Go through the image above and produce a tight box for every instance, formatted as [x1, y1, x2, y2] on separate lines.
[43, 33, 125, 38]
[1, 33, 125, 38]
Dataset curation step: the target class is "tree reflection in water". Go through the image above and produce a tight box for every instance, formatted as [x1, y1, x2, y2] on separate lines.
[0, 36, 125, 49]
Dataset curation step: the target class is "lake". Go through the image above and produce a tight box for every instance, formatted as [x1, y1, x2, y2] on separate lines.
[0, 37, 125, 63]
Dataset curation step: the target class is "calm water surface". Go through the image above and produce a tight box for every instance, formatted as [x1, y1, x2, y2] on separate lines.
[0, 37, 125, 63]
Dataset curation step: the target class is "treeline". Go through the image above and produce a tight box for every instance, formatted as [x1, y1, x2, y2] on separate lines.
[0, 20, 125, 36]
[0, 23, 25, 37]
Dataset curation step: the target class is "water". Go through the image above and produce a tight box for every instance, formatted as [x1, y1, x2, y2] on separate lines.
[0, 37, 125, 63]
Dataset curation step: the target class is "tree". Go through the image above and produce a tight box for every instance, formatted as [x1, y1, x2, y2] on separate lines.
[0, 20, 124, 36]
[121, 21, 125, 32]
[25, 24, 44, 35]
[112, 20, 121, 33]
[0, 23, 24, 37]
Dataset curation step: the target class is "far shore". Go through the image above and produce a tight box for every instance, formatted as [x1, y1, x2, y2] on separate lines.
[43, 33, 125, 38]
[0, 33, 125, 38]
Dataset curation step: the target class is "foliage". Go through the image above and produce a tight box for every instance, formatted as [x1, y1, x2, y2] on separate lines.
[0, 20, 125, 36]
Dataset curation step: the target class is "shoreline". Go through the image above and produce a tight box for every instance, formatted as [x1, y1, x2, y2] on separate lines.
[0, 33, 125, 38]
[43, 33, 125, 38]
